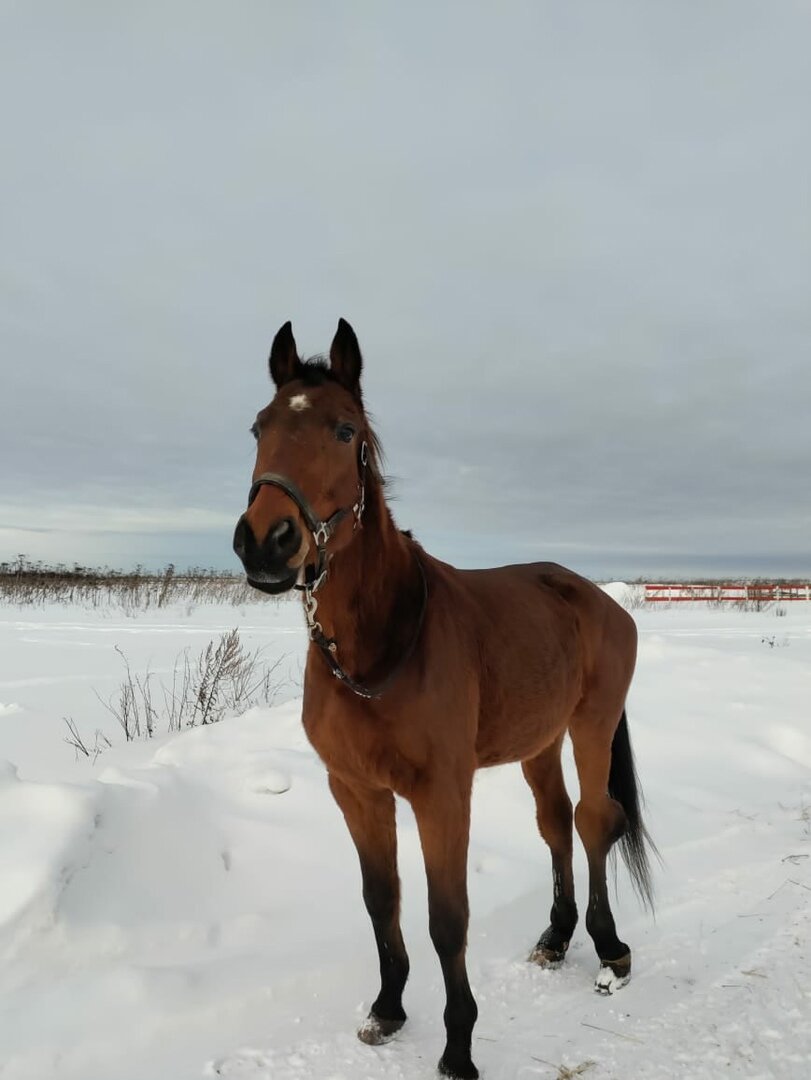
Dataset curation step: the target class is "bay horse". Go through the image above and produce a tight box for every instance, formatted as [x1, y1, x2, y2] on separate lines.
[233, 319, 655, 1080]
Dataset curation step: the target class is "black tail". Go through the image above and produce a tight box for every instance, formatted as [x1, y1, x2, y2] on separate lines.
[608, 709, 659, 911]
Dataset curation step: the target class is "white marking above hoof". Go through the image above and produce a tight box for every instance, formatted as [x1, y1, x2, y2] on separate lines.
[289, 394, 310, 411]
[594, 964, 631, 994]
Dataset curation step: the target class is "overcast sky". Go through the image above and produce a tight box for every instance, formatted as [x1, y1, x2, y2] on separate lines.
[1, 1, 809, 579]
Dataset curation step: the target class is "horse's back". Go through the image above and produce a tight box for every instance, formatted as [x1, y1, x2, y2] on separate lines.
[452, 558, 625, 641]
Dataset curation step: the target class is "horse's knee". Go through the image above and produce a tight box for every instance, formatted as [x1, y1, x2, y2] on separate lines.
[429, 899, 468, 958]
[362, 872, 399, 925]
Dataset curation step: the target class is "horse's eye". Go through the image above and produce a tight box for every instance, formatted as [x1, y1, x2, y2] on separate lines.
[336, 423, 356, 443]
[250, 422, 260, 441]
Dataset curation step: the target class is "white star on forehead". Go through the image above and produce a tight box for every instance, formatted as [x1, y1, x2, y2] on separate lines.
[289, 394, 311, 411]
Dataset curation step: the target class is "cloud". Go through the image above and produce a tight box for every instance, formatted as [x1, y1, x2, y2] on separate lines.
[1, 1, 809, 576]
[0, 502, 234, 536]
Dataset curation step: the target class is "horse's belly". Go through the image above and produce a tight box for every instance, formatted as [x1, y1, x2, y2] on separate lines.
[475, 704, 568, 766]
[474, 653, 582, 767]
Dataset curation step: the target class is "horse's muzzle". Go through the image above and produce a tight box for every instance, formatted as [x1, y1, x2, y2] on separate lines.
[233, 514, 302, 595]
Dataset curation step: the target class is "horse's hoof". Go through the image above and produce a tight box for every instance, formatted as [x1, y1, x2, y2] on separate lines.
[529, 929, 569, 968]
[529, 943, 567, 967]
[438, 1053, 479, 1079]
[357, 1013, 405, 1045]
[594, 952, 631, 994]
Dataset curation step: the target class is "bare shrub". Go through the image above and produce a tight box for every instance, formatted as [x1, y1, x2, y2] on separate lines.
[94, 630, 286, 743]
[760, 634, 789, 649]
[157, 563, 175, 607]
[94, 646, 158, 740]
[622, 584, 647, 610]
[63, 716, 112, 762]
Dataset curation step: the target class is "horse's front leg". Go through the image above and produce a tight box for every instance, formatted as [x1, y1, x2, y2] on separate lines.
[328, 773, 410, 1044]
[412, 775, 479, 1080]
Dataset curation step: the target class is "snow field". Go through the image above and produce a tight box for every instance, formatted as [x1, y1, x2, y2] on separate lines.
[0, 598, 809, 1079]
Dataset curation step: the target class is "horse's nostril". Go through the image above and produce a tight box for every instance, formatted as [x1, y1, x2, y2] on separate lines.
[233, 517, 251, 561]
[270, 517, 298, 555]
[272, 519, 292, 544]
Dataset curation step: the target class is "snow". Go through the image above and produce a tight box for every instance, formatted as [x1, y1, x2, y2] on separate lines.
[598, 581, 643, 610]
[1, 595, 810, 1079]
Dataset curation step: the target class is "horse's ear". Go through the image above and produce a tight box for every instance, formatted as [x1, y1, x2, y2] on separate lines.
[269, 321, 300, 388]
[329, 318, 363, 397]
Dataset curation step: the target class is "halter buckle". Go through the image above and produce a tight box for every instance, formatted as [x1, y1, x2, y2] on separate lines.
[304, 585, 333, 648]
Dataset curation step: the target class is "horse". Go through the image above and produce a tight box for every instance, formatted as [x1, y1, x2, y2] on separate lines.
[232, 319, 655, 1080]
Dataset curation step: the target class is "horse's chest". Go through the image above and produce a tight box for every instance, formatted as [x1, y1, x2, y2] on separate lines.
[301, 698, 420, 796]
[301, 704, 356, 766]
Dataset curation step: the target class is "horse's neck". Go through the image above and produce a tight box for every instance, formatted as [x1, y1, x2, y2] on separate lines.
[306, 488, 416, 677]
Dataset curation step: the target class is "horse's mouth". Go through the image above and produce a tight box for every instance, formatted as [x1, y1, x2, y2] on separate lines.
[246, 568, 299, 595]
[246, 537, 311, 596]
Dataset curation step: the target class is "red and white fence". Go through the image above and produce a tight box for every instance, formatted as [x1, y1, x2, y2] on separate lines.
[644, 583, 811, 603]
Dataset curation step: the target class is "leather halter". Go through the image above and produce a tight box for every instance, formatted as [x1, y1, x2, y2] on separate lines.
[248, 470, 353, 591]
[246, 442, 428, 700]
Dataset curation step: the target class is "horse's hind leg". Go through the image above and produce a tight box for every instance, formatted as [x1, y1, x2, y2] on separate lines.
[569, 711, 631, 994]
[522, 735, 578, 966]
[328, 774, 410, 1043]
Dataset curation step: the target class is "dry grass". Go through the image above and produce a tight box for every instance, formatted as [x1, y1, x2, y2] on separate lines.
[63, 717, 112, 762]
[0, 558, 268, 610]
[529, 1058, 597, 1078]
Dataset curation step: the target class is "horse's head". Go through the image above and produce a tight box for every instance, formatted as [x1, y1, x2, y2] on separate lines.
[233, 318, 373, 595]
